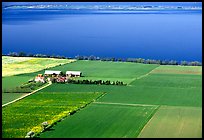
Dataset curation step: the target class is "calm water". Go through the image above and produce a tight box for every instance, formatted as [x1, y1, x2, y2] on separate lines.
[2, 9, 202, 62]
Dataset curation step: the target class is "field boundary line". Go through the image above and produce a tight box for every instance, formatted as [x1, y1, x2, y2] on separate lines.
[136, 66, 160, 80]
[93, 101, 157, 107]
[137, 105, 161, 138]
[128, 66, 160, 85]
[2, 82, 52, 108]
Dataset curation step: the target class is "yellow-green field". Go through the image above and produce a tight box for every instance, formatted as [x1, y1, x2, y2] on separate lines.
[2, 56, 76, 77]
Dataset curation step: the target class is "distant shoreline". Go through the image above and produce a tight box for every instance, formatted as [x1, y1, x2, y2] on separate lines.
[2, 53, 202, 66]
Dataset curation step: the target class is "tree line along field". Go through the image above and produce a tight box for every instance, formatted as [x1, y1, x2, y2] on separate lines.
[2, 58, 202, 138]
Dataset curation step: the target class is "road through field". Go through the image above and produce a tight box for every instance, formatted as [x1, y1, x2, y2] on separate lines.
[2, 82, 52, 107]
[93, 101, 158, 107]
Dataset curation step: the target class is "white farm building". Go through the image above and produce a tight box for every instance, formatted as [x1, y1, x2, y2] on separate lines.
[66, 71, 82, 77]
[44, 70, 62, 76]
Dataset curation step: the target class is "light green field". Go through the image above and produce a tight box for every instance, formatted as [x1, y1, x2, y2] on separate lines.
[138, 106, 202, 138]
[2, 56, 75, 77]
[2, 92, 103, 138]
[151, 65, 202, 75]
[39, 103, 158, 138]
[2, 56, 33, 64]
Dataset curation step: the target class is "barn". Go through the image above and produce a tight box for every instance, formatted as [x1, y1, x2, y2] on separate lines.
[44, 70, 62, 77]
[66, 71, 82, 77]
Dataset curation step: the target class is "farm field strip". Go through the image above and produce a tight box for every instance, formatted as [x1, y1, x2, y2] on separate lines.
[2, 56, 33, 64]
[39, 103, 159, 138]
[138, 106, 202, 138]
[129, 73, 202, 89]
[2, 92, 103, 138]
[41, 83, 201, 107]
[2, 82, 52, 107]
[150, 65, 202, 75]
[93, 101, 158, 107]
[2, 93, 27, 105]
[2, 56, 75, 77]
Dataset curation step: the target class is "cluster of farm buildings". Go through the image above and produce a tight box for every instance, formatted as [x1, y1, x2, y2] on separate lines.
[35, 70, 82, 83]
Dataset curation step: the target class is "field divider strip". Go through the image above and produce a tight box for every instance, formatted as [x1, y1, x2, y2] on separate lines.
[137, 105, 161, 138]
[93, 101, 157, 107]
[2, 82, 52, 108]
[136, 66, 160, 80]
[128, 65, 160, 85]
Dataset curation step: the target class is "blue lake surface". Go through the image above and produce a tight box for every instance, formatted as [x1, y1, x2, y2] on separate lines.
[2, 9, 202, 62]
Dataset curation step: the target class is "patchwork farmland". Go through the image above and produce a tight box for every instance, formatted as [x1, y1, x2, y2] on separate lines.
[2, 57, 202, 138]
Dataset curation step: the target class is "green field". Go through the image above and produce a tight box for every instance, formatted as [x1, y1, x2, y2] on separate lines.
[2, 59, 202, 138]
[138, 106, 202, 138]
[40, 103, 158, 138]
[129, 73, 202, 88]
[46, 60, 159, 84]
[41, 83, 201, 107]
[2, 92, 103, 138]
[151, 65, 202, 75]
[2, 93, 27, 105]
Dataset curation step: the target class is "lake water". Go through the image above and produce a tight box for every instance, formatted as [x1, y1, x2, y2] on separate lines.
[2, 9, 202, 62]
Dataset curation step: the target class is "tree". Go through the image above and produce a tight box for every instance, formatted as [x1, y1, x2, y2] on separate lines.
[181, 61, 188, 66]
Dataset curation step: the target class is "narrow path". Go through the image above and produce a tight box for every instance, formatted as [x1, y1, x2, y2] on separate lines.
[128, 66, 160, 85]
[137, 105, 161, 138]
[93, 101, 158, 107]
[2, 82, 52, 108]
[136, 66, 160, 80]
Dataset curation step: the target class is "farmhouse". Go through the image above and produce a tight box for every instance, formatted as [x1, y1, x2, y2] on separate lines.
[44, 70, 62, 77]
[66, 71, 82, 77]
[56, 76, 67, 83]
[35, 74, 45, 83]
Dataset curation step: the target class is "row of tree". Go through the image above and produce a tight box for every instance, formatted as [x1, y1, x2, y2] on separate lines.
[75, 55, 202, 66]
[3, 52, 202, 66]
[64, 79, 126, 86]
[3, 52, 69, 59]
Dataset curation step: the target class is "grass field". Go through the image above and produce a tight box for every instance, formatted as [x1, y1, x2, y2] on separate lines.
[138, 106, 202, 138]
[2, 92, 103, 138]
[2, 56, 75, 77]
[39, 103, 158, 138]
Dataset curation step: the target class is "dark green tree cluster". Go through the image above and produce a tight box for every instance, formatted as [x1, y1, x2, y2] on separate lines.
[66, 79, 126, 86]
